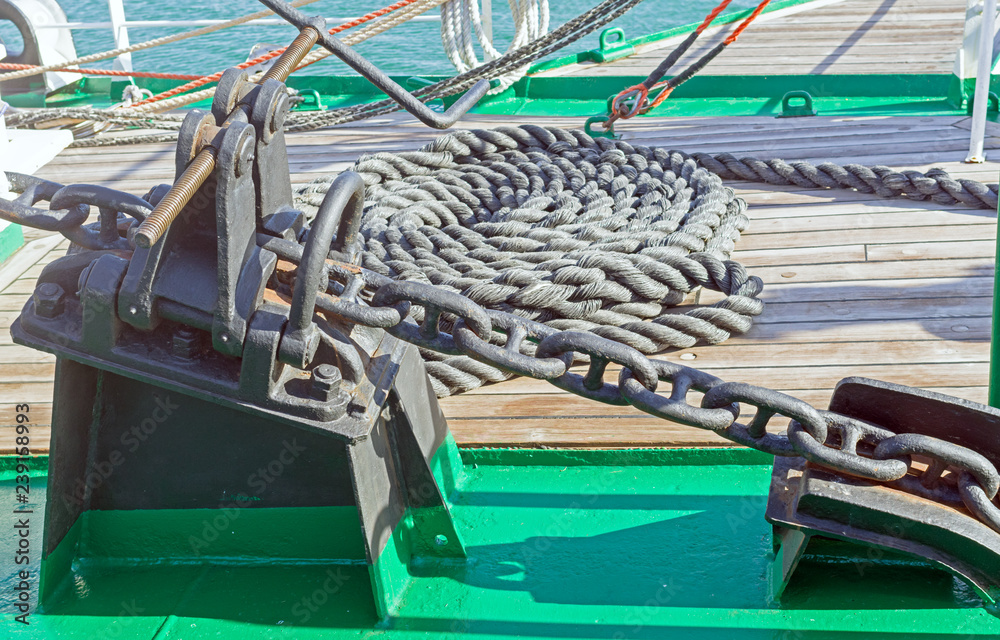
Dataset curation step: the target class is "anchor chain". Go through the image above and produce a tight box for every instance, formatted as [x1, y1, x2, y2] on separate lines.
[5, 170, 1000, 535]
[311, 258, 1000, 536]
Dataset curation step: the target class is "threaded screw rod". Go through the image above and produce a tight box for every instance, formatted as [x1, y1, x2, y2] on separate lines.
[263, 26, 319, 83]
[130, 27, 319, 249]
[133, 146, 217, 248]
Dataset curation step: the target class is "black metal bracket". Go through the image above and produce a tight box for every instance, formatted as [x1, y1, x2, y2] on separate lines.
[767, 378, 1000, 608]
[8, 25, 489, 617]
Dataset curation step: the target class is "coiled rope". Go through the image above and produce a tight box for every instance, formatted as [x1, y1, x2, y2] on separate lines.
[440, 0, 550, 93]
[295, 124, 763, 397]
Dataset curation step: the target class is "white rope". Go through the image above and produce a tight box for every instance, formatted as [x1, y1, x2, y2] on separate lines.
[439, 0, 550, 93]
[0, 0, 323, 83]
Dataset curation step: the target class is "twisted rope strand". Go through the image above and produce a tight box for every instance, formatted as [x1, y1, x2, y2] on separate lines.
[295, 124, 764, 396]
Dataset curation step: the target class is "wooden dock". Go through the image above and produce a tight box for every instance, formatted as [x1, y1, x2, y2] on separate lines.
[0, 0, 996, 453]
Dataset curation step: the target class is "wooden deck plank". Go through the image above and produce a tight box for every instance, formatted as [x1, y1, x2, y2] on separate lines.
[541, 0, 965, 78]
[2, 109, 997, 452]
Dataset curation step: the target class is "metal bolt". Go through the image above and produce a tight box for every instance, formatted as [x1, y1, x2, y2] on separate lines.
[172, 327, 202, 358]
[270, 93, 289, 134]
[235, 135, 254, 178]
[310, 364, 342, 402]
[133, 146, 218, 249]
[33, 282, 65, 318]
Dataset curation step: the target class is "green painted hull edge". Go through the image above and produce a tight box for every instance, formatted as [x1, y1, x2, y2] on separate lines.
[0, 223, 24, 264]
[39, 73, 1000, 120]
[5, 445, 1000, 638]
[459, 446, 772, 467]
[0, 447, 769, 480]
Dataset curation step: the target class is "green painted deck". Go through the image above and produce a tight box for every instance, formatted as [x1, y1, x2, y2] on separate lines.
[3, 448, 1000, 638]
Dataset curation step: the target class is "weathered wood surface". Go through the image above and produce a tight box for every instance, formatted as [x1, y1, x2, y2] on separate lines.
[0, 112, 996, 452]
[539, 0, 967, 78]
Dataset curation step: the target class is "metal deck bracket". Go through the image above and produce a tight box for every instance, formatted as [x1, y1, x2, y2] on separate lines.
[588, 28, 635, 63]
[585, 115, 619, 139]
[7, 17, 491, 618]
[767, 377, 1000, 608]
[777, 90, 817, 118]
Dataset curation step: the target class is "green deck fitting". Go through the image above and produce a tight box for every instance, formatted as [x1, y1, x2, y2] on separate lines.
[776, 90, 817, 118]
[3, 447, 1000, 638]
[586, 28, 635, 64]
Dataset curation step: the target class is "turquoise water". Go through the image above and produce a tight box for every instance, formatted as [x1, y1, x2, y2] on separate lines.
[0, 0, 758, 77]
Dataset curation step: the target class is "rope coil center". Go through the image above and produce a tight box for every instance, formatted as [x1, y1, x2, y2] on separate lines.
[295, 124, 765, 396]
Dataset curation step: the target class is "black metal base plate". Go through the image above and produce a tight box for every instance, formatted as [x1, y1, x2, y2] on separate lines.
[766, 456, 1000, 606]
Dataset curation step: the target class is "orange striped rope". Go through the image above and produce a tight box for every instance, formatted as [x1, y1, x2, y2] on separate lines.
[646, 84, 674, 112]
[129, 0, 422, 108]
[629, 0, 771, 119]
[0, 62, 202, 81]
[695, 0, 734, 34]
[724, 0, 771, 45]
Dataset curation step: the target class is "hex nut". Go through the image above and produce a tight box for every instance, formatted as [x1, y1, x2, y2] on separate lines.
[33, 282, 65, 318]
[310, 364, 343, 402]
[172, 327, 202, 358]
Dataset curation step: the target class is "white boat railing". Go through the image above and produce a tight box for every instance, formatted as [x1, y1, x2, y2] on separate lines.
[959, 0, 1000, 162]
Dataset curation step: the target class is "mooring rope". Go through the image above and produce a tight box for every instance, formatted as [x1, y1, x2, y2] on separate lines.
[295, 124, 763, 397]
[0, 63, 204, 81]
[281, 0, 644, 132]
[125, 0, 434, 111]
[689, 153, 999, 209]
[440, 0, 550, 93]
[12, 0, 642, 146]
[0, 0, 324, 83]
